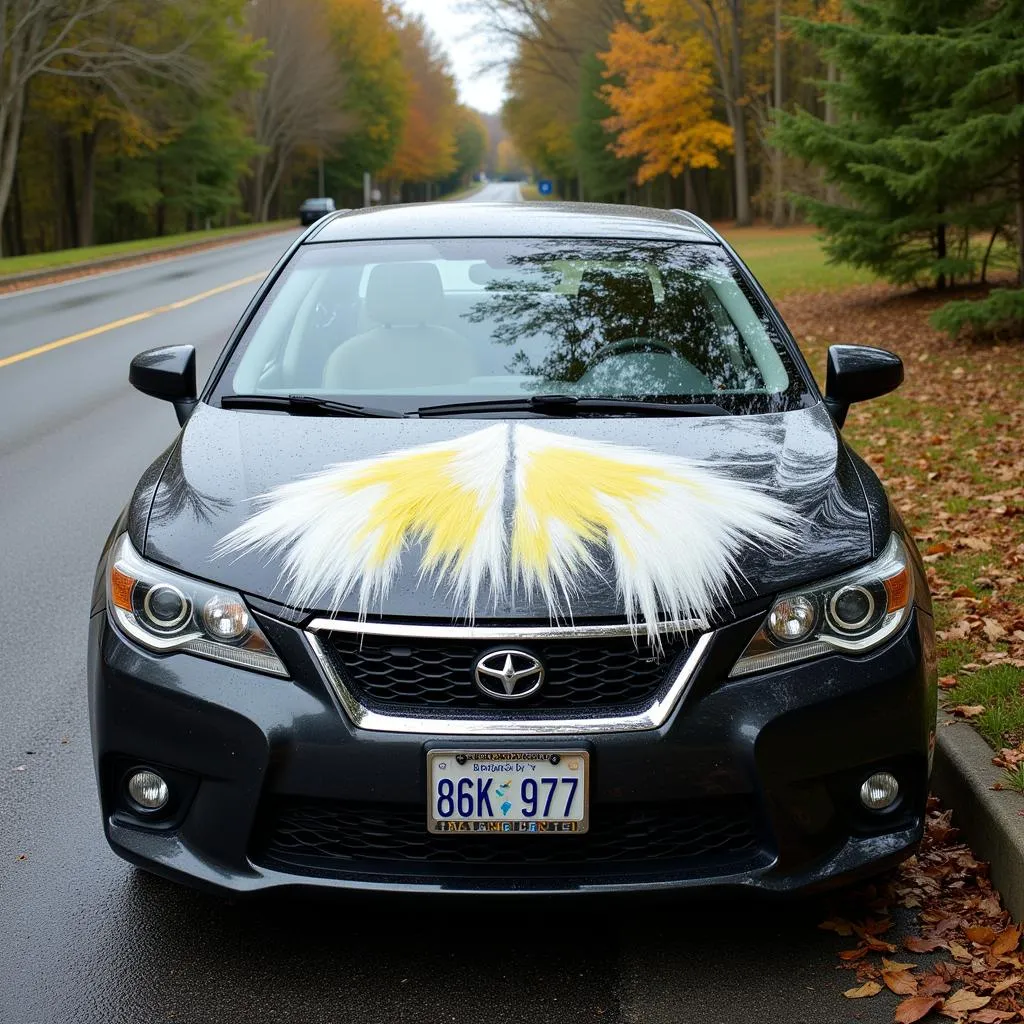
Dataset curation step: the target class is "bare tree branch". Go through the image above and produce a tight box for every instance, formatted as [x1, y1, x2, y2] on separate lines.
[241, 0, 351, 221]
[0, 0, 215, 252]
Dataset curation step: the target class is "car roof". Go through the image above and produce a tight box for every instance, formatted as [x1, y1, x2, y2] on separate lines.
[305, 201, 720, 244]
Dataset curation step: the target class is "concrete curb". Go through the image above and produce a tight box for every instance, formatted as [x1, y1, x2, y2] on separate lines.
[931, 710, 1024, 921]
[0, 224, 295, 289]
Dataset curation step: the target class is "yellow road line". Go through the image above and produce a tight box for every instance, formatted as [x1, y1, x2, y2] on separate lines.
[0, 272, 266, 371]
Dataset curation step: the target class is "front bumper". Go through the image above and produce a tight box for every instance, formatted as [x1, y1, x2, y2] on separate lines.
[88, 607, 936, 896]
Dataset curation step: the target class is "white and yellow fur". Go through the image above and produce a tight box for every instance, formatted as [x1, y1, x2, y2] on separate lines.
[218, 424, 798, 641]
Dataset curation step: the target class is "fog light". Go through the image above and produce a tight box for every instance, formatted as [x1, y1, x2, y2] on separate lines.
[860, 772, 899, 811]
[127, 770, 169, 811]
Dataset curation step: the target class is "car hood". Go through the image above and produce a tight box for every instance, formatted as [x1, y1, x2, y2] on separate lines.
[143, 402, 875, 623]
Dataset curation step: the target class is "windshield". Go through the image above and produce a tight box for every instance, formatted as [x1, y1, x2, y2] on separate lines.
[214, 238, 811, 415]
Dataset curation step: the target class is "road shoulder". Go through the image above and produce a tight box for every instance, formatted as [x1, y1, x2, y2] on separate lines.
[0, 223, 296, 295]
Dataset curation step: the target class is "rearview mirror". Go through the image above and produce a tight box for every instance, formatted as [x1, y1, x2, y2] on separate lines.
[130, 346, 197, 425]
[825, 345, 903, 427]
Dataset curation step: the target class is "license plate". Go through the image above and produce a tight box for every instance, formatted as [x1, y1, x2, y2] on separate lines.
[427, 750, 589, 834]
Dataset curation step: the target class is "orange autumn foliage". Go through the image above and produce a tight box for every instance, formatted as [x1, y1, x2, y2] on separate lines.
[383, 14, 458, 183]
[600, 20, 733, 185]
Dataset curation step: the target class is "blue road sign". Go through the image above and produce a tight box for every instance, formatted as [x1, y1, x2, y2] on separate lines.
[538, 179, 553, 196]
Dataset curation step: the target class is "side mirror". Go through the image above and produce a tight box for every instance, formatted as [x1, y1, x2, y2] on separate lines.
[825, 345, 903, 427]
[129, 345, 197, 426]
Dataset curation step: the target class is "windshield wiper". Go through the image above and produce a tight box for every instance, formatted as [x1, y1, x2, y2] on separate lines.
[220, 394, 406, 418]
[416, 395, 733, 418]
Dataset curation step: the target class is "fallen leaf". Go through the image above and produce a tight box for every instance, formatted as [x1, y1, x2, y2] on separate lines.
[844, 981, 882, 999]
[982, 618, 1007, 642]
[865, 936, 899, 953]
[884, 959, 919, 972]
[952, 705, 986, 719]
[939, 676, 959, 690]
[968, 1010, 1016, 1023]
[906, 936, 949, 953]
[989, 975, 1021, 995]
[977, 897, 1003, 918]
[990, 926, 1021, 957]
[919, 975, 952, 997]
[941, 990, 990, 1017]
[863, 917, 895, 936]
[949, 942, 973, 962]
[965, 926, 997, 945]
[884, 968, 920, 996]
[895, 995, 944, 1023]
[961, 537, 992, 552]
[839, 947, 869, 961]
[819, 918, 855, 937]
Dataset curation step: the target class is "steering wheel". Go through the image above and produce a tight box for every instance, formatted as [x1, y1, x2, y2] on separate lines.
[590, 338, 677, 363]
[312, 300, 338, 330]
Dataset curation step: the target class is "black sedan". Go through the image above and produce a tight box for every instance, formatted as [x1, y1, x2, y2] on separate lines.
[89, 202, 936, 896]
[298, 197, 336, 226]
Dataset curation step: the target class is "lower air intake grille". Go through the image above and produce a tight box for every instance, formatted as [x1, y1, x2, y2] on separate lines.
[254, 799, 763, 878]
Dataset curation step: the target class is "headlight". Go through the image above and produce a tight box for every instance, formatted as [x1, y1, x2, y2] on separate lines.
[106, 534, 287, 677]
[730, 533, 914, 678]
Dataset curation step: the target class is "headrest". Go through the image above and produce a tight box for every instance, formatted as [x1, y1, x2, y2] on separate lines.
[366, 262, 446, 326]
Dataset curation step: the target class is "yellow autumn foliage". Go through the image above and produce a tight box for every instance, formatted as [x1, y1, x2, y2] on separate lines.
[601, 20, 733, 184]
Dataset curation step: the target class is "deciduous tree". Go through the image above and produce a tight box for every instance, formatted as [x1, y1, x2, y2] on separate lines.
[626, 0, 777, 225]
[325, 0, 408, 189]
[244, 0, 352, 222]
[382, 14, 459, 193]
[474, 0, 629, 197]
[444, 105, 489, 191]
[0, 0, 205, 254]
[600, 20, 732, 186]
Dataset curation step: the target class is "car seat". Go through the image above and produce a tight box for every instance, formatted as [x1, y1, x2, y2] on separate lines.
[322, 263, 476, 390]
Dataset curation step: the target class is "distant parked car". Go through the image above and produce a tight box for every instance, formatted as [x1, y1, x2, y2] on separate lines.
[299, 197, 336, 226]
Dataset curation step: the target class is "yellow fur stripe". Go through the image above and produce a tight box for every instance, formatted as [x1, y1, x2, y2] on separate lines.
[512, 445, 697, 574]
[345, 448, 487, 574]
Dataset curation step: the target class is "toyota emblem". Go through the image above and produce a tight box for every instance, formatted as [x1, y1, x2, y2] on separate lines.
[473, 649, 545, 701]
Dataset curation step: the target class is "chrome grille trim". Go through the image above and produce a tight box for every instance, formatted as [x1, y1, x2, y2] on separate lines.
[306, 616, 704, 642]
[305, 626, 713, 736]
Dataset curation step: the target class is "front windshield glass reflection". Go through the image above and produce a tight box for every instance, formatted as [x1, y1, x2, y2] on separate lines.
[220, 237, 809, 415]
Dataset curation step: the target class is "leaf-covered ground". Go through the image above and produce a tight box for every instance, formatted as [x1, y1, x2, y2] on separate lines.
[778, 284, 1024, 789]
[777, 282, 1024, 1018]
[819, 799, 1023, 1022]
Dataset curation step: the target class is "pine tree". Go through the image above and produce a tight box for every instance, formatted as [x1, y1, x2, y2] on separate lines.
[775, 0, 984, 290]
[923, 0, 1024, 335]
[574, 52, 636, 203]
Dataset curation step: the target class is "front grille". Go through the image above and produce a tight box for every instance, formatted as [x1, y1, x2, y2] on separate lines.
[254, 799, 763, 878]
[319, 632, 691, 713]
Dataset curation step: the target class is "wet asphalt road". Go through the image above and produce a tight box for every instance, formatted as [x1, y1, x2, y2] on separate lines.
[1, 186, 913, 1023]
